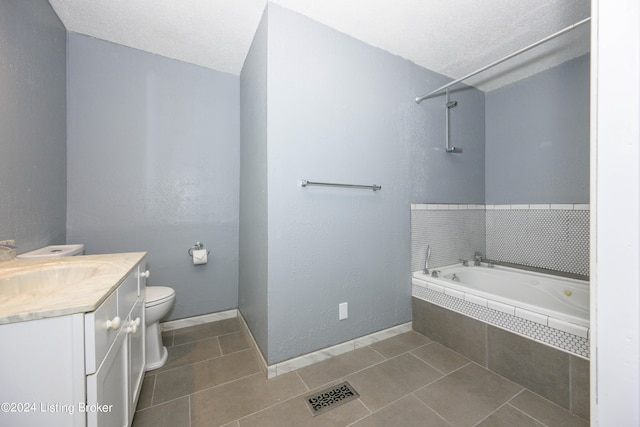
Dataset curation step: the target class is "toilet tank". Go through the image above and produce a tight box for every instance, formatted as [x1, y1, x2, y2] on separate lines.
[17, 244, 85, 259]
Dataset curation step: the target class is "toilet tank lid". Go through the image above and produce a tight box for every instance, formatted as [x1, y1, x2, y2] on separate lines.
[17, 244, 85, 259]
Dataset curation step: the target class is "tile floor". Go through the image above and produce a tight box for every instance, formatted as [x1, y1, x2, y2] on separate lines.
[132, 317, 589, 427]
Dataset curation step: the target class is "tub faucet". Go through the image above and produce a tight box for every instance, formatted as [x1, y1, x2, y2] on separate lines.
[474, 252, 483, 266]
[423, 245, 431, 274]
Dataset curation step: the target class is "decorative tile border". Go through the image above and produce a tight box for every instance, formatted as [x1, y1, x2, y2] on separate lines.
[412, 283, 589, 359]
[411, 203, 590, 211]
[411, 203, 485, 210]
[486, 203, 590, 210]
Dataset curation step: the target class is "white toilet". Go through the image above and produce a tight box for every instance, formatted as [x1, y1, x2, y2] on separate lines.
[144, 286, 176, 371]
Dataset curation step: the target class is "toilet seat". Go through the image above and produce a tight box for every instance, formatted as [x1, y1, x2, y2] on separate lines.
[145, 286, 175, 307]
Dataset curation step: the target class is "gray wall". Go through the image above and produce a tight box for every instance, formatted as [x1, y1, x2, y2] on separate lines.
[239, 8, 270, 356]
[67, 34, 240, 321]
[240, 4, 485, 364]
[0, 0, 67, 252]
[485, 54, 590, 204]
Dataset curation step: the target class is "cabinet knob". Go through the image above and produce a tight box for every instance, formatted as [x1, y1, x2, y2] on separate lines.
[140, 270, 150, 279]
[127, 317, 141, 334]
[105, 316, 121, 330]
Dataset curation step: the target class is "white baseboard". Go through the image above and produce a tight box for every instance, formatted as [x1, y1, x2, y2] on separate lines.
[160, 309, 238, 331]
[238, 312, 412, 378]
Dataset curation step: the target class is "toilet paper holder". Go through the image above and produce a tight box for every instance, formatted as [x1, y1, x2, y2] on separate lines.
[187, 242, 210, 257]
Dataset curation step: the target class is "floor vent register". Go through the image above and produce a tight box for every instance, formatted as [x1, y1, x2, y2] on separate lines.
[304, 381, 360, 416]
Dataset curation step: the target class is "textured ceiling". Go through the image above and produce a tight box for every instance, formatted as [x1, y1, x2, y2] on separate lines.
[48, 0, 590, 92]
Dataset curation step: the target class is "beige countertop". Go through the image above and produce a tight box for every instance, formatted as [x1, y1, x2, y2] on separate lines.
[0, 252, 147, 325]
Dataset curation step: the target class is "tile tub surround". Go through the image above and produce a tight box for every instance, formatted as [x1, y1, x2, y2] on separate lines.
[412, 297, 590, 421]
[411, 203, 590, 277]
[134, 316, 588, 427]
[0, 252, 147, 324]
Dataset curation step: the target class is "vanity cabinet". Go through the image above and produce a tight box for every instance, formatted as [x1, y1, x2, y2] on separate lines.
[0, 254, 146, 427]
[127, 265, 146, 424]
[86, 262, 146, 427]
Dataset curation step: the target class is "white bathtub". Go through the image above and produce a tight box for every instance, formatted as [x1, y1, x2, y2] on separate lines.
[412, 263, 590, 336]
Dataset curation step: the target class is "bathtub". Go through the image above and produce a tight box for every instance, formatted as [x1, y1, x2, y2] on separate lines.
[412, 263, 590, 354]
[411, 263, 591, 416]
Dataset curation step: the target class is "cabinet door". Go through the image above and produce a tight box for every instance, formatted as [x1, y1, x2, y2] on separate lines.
[118, 271, 138, 320]
[86, 327, 128, 427]
[127, 297, 145, 422]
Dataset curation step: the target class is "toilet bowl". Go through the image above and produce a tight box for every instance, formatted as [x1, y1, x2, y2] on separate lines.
[145, 286, 176, 371]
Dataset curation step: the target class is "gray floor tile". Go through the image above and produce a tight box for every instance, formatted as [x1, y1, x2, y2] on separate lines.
[190, 372, 307, 427]
[414, 363, 522, 427]
[219, 330, 251, 355]
[238, 390, 369, 427]
[350, 395, 451, 427]
[136, 374, 155, 411]
[153, 349, 261, 404]
[152, 337, 222, 373]
[369, 331, 432, 358]
[296, 346, 385, 390]
[476, 404, 545, 427]
[161, 330, 174, 348]
[172, 317, 241, 346]
[132, 396, 190, 427]
[346, 353, 443, 412]
[510, 390, 589, 427]
[136, 317, 589, 427]
[411, 341, 470, 374]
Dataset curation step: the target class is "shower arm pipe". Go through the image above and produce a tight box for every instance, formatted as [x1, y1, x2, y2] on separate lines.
[414, 17, 591, 104]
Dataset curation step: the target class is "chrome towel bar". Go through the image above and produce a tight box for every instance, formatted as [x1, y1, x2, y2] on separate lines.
[300, 180, 381, 191]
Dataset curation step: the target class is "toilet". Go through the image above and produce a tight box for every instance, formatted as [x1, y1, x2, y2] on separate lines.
[144, 286, 175, 371]
[18, 243, 175, 371]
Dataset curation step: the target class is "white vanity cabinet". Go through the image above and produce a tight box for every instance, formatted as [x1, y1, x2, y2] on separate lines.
[85, 263, 146, 427]
[127, 263, 146, 424]
[0, 254, 146, 427]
